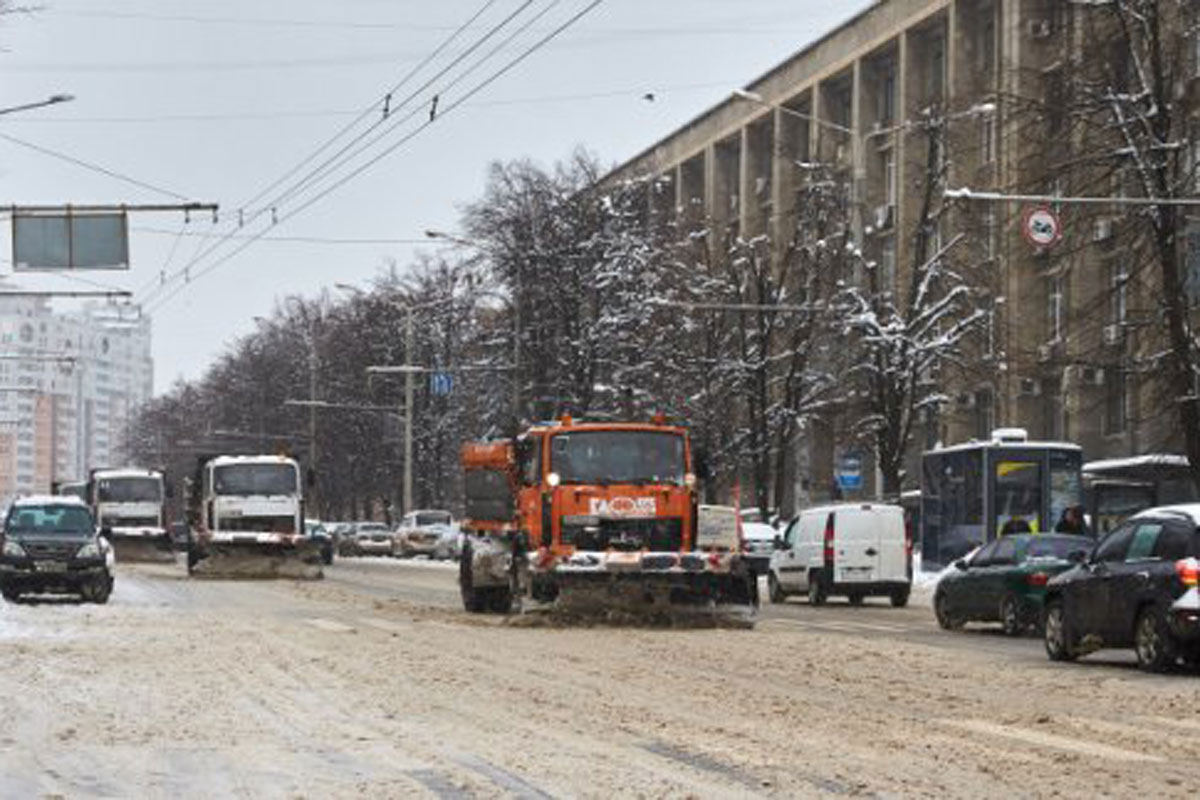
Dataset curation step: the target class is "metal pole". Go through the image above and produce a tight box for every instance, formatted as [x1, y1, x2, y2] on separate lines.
[404, 307, 414, 515]
[512, 267, 521, 426]
[308, 332, 318, 514]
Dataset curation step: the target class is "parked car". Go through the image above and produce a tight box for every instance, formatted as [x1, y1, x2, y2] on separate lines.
[768, 503, 911, 607]
[351, 522, 394, 557]
[932, 533, 1092, 635]
[741, 520, 777, 575]
[305, 519, 334, 565]
[1043, 505, 1200, 672]
[0, 495, 114, 604]
[394, 510, 455, 558]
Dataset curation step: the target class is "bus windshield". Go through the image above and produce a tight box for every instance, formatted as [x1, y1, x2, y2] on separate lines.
[97, 477, 162, 503]
[213, 464, 298, 496]
[550, 431, 686, 485]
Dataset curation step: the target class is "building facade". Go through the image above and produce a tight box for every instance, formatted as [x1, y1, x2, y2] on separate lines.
[602, 0, 1197, 505]
[0, 295, 152, 504]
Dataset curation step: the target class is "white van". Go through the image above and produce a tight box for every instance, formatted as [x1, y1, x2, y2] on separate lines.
[768, 503, 911, 607]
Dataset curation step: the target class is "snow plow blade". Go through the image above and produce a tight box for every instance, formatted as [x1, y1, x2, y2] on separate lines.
[188, 542, 323, 580]
[549, 569, 757, 628]
[108, 536, 175, 564]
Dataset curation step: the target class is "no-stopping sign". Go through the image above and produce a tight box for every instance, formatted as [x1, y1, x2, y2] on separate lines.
[1022, 205, 1063, 248]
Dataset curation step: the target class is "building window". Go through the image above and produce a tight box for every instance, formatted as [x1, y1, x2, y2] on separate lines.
[1104, 368, 1126, 436]
[974, 388, 995, 440]
[882, 147, 897, 209]
[879, 67, 896, 126]
[1109, 260, 1128, 324]
[1047, 273, 1065, 342]
[929, 40, 945, 100]
[881, 237, 896, 293]
[980, 113, 997, 164]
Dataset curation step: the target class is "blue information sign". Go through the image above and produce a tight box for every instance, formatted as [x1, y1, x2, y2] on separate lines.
[430, 372, 454, 396]
[836, 453, 863, 490]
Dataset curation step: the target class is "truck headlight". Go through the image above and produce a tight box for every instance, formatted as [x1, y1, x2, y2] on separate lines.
[2, 539, 25, 557]
[76, 542, 102, 559]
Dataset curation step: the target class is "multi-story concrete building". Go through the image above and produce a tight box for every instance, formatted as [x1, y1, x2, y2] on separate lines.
[602, 0, 1198, 504]
[0, 294, 152, 504]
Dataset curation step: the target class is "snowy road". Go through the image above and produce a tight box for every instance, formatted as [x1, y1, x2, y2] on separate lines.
[1, 557, 1197, 798]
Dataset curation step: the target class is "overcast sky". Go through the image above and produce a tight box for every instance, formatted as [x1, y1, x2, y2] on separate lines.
[0, 0, 871, 392]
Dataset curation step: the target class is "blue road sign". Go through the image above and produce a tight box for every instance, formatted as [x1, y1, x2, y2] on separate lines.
[836, 453, 863, 490]
[430, 372, 454, 396]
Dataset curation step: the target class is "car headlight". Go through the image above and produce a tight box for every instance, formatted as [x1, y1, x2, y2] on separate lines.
[2, 539, 26, 557]
[76, 541, 102, 559]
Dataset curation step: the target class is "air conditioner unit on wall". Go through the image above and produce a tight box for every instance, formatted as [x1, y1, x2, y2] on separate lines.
[1103, 323, 1122, 346]
[1037, 343, 1054, 363]
[1028, 19, 1053, 39]
[1093, 218, 1114, 242]
[1019, 377, 1042, 397]
[1080, 366, 1105, 385]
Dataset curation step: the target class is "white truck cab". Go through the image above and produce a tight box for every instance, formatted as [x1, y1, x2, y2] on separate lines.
[769, 503, 911, 607]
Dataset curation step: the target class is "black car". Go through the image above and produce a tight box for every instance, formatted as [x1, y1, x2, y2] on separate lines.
[0, 497, 114, 604]
[1043, 506, 1200, 672]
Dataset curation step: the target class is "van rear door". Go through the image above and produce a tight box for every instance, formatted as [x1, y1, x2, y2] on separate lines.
[834, 506, 905, 584]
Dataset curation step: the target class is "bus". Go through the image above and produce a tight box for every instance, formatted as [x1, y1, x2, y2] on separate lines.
[920, 429, 1084, 571]
[1083, 454, 1195, 535]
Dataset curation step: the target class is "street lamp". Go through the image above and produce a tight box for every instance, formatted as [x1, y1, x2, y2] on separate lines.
[0, 94, 75, 118]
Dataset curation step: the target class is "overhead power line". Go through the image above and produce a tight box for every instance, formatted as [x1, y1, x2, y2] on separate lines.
[140, 0, 553, 308]
[142, 0, 606, 315]
[0, 131, 192, 201]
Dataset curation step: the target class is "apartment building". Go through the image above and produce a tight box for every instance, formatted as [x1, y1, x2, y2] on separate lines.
[602, 0, 1198, 502]
[0, 295, 153, 503]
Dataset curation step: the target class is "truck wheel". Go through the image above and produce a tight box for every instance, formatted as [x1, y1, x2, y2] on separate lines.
[767, 573, 786, 604]
[807, 573, 827, 607]
[847, 592, 864, 606]
[890, 587, 910, 608]
[487, 587, 514, 614]
[1, 587, 20, 603]
[458, 542, 487, 613]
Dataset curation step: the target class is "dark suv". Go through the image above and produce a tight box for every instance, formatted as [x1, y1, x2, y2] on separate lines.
[0, 497, 114, 604]
[1043, 505, 1200, 672]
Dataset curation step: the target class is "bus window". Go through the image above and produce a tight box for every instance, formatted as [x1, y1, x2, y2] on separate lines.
[1049, 449, 1084, 536]
[995, 460, 1041, 535]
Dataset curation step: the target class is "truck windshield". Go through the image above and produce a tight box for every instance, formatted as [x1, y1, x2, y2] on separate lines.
[213, 464, 297, 496]
[97, 477, 162, 503]
[550, 431, 686, 485]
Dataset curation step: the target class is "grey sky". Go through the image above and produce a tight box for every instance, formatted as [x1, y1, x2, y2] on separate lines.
[0, 0, 871, 392]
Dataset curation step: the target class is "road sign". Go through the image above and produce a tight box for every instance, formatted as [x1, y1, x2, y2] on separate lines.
[1021, 205, 1063, 249]
[836, 453, 863, 491]
[12, 209, 129, 270]
[429, 372, 454, 396]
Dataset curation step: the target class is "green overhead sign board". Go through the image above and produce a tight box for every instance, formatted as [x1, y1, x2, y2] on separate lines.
[11, 210, 129, 271]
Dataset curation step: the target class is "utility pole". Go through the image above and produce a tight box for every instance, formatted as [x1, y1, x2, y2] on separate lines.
[404, 308, 415, 516]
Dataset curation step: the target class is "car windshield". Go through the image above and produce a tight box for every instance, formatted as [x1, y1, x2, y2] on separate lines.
[213, 463, 297, 496]
[97, 477, 162, 503]
[1022, 535, 1092, 561]
[549, 430, 686, 485]
[7, 504, 94, 535]
[415, 512, 452, 527]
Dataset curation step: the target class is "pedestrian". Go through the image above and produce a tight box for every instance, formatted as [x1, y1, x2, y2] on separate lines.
[1000, 516, 1031, 535]
[1055, 505, 1087, 535]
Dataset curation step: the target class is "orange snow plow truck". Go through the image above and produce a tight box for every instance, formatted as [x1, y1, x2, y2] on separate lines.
[459, 416, 757, 623]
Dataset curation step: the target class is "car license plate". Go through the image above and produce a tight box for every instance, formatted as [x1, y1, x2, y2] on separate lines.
[35, 560, 66, 573]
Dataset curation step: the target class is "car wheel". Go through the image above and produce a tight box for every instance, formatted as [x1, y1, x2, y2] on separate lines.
[807, 573, 827, 607]
[1043, 600, 1076, 662]
[1000, 595, 1024, 636]
[890, 587, 910, 608]
[848, 592, 864, 606]
[767, 573, 786, 604]
[487, 586, 514, 614]
[1134, 607, 1175, 673]
[934, 591, 964, 630]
